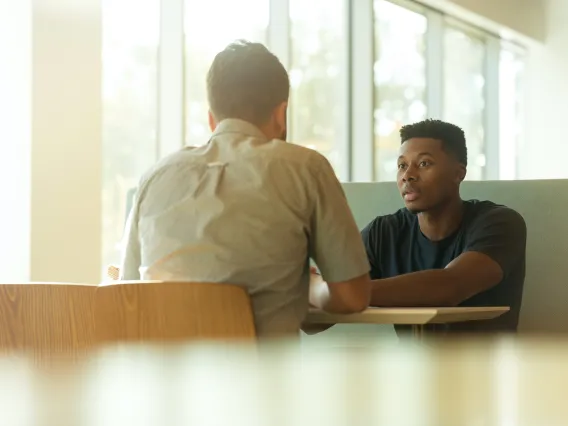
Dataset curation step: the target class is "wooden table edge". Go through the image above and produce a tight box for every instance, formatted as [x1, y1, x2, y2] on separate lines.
[305, 306, 510, 325]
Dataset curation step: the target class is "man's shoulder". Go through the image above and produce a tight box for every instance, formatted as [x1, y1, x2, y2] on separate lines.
[262, 139, 333, 171]
[138, 149, 191, 184]
[465, 200, 526, 230]
[364, 208, 415, 235]
[134, 147, 208, 199]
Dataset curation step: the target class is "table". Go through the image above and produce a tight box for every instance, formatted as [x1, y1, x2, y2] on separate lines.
[305, 306, 510, 339]
[2, 338, 567, 425]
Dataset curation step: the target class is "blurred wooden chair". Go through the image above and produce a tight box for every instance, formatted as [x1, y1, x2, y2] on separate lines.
[0, 283, 97, 362]
[95, 281, 256, 344]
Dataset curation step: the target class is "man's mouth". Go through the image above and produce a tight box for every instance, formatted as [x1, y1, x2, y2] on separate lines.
[403, 187, 420, 201]
[404, 192, 419, 201]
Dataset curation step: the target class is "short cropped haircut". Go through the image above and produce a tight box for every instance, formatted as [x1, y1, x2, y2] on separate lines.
[400, 119, 468, 166]
[206, 40, 290, 126]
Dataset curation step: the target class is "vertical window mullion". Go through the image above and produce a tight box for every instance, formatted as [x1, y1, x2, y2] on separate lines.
[425, 9, 444, 119]
[268, 0, 291, 138]
[484, 35, 501, 180]
[350, 0, 374, 182]
[158, 0, 185, 158]
[268, 0, 290, 68]
[339, 0, 351, 181]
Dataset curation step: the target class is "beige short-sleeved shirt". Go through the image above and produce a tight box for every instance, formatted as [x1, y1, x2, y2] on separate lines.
[120, 119, 369, 337]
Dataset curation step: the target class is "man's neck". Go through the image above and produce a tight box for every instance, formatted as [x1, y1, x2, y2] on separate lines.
[417, 197, 464, 242]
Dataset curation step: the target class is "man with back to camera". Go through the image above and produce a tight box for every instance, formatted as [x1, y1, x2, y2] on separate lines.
[119, 40, 372, 338]
[310, 119, 527, 336]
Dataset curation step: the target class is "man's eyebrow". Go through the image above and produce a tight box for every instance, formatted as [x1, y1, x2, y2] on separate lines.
[398, 152, 434, 160]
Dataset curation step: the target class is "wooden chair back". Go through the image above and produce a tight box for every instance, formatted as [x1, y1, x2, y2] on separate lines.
[95, 281, 256, 344]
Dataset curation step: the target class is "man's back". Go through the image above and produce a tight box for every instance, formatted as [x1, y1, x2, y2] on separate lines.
[121, 119, 369, 337]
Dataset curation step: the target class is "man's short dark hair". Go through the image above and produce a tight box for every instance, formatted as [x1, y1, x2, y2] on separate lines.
[206, 40, 290, 126]
[399, 119, 468, 166]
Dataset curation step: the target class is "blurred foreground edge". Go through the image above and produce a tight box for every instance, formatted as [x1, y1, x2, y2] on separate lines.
[0, 336, 566, 426]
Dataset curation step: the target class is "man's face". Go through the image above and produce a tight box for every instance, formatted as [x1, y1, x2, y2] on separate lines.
[396, 138, 464, 214]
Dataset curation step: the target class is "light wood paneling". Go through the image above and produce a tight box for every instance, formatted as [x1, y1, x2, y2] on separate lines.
[0, 283, 96, 361]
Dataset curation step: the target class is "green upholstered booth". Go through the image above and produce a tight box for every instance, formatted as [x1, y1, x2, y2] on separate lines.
[304, 180, 568, 346]
[342, 180, 568, 334]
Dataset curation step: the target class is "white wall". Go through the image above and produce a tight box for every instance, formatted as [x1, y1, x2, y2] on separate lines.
[0, 0, 102, 283]
[31, 0, 102, 283]
[419, 0, 546, 41]
[519, 0, 568, 179]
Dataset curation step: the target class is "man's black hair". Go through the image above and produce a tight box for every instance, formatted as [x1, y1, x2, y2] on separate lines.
[400, 119, 468, 166]
[207, 40, 290, 126]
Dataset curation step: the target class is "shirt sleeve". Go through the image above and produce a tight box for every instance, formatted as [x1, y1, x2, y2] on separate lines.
[119, 188, 142, 280]
[464, 207, 527, 277]
[361, 218, 382, 280]
[308, 156, 370, 283]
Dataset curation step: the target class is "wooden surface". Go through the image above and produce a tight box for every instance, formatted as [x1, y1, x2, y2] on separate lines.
[0, 338, 566, 425]
[0, 283, 96, 361]
[305, 306, 510, 325]
[95, 281, 257, 344]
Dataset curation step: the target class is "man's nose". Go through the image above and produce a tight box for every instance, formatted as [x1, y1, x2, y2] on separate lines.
[402, 167, 417, 182]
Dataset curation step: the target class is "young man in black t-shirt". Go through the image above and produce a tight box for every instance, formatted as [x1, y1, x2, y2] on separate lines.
[361, 119, 526, 334]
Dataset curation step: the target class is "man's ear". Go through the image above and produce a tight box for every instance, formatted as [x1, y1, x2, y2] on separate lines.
[208, 110, 217, 132]
[457, 164, 467, 182]
[274, 101, 288, 135]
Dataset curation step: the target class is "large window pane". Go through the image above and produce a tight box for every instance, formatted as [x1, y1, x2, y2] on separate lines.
[499, 47, 524, 180]
[102, 0, 159, 270]
[374, 0, 427, 181]
[443, 26, 486, 180]
[289, 0, 347, 179]
[184, 0, 268, 146]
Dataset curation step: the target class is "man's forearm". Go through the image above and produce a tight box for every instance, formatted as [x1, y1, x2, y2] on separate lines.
[371, 269, 462, 307]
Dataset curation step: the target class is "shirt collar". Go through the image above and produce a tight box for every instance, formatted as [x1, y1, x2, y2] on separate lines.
[212, 118, 267, 141]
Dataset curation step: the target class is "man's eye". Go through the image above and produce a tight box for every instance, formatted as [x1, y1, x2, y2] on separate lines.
[419, 161, 430, 167]
[397, 164, 406, 170]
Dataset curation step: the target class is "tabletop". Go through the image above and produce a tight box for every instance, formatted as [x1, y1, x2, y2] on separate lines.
[305, 306, 510, 325]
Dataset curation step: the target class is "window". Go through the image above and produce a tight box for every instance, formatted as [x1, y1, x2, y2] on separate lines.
[184, 0, 269, 147]
[443, 26, 486, 180]
[101, 0, 528, 275]
[499, 46, 525, 180]
[289, 0, 348, 180]
[374, 0, 427, 181]
[102, 0, 159, 269]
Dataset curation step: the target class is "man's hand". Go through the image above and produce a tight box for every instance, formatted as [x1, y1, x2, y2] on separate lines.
[308, 269, 329, 309]
[309, 266, 371, 313]
[308, 267, 320, 307]
[304, 266, 335, 334]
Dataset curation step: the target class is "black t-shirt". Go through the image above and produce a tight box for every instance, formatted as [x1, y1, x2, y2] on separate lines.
[361, 200, 527, 334]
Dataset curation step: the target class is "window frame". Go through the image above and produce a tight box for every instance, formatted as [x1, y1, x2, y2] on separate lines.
[498, 41, 526, 180]
[159, 0, 185, 158]
[153, 0, 526, 181]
